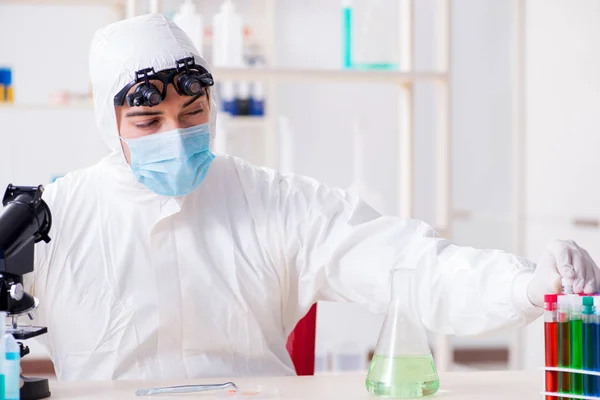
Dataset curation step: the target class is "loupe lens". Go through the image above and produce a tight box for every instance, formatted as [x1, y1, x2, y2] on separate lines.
[187, 80, 201, 95]
[147, 90, 162, 106]
[179, 75, 202, 96]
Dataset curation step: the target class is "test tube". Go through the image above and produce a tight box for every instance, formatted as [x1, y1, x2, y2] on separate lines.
[544, 294, 559, 399]
[594, 296, 600, 396]
[582, 296, 595, 396]
[570, 295, 584, 395]
[558, 295, 571, 395]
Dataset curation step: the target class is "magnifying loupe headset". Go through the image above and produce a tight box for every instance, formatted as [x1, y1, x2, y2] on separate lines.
[113, 57, 214, 108]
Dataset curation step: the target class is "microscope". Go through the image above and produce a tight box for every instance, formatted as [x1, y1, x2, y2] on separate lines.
[0, 184, 52, 400]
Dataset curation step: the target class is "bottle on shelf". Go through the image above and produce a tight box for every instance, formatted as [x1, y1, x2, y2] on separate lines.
[0, 68, 13, 103]
[236, 81, 250, 116]
[213, 0, 244, 113]
[173, 0, 204, 55]
[249, 57, 265, 117]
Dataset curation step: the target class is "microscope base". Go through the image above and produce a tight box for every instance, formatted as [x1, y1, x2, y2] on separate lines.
[21, 376, 51, 400]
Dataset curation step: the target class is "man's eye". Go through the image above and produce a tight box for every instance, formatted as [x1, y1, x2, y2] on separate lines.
[187, 109, 204, 116]
[135, 120, 159, 129]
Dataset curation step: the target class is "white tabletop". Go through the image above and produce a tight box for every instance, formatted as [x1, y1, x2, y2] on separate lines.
[46, 370, 543, 399]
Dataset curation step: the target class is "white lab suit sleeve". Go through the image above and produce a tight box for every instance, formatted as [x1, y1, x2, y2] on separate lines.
[274, 173, 542, 336]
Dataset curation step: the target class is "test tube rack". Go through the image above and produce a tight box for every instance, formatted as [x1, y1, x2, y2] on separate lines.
[543, 366, 600, 399]
[543, 294, 600, 400]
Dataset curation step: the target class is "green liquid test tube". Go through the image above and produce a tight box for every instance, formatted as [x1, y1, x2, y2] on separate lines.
[570, 295, 583, 395]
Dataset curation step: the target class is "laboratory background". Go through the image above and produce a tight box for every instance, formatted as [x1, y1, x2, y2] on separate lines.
[0, 0, 596, 381]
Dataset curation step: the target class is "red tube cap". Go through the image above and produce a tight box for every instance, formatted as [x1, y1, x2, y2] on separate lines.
[545, 294, 558, 303]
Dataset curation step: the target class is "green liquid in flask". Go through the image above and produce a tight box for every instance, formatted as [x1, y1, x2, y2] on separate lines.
[365, 354, 440, 398]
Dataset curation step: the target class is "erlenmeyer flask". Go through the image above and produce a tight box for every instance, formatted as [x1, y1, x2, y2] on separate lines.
[366, 269, 440, 398]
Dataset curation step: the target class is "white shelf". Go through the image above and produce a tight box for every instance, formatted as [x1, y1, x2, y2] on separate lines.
[212, 68, 448, 85]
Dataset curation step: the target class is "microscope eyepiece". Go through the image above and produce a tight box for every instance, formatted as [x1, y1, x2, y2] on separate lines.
[0, 184, 52, 274]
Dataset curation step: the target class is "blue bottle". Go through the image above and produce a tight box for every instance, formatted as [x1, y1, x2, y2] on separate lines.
[220, 81, 237, 115]
[4, 334, 19, 400]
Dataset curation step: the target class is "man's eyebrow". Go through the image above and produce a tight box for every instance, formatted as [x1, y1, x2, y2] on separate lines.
[125, 110, 163, 117]
[183, 94, 204, 109]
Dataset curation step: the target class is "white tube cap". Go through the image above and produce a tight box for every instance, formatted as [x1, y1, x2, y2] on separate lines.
[558, 295, 570, 308]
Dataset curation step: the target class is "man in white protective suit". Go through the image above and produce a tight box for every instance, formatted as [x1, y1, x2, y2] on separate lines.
[25, 14, 599, 381]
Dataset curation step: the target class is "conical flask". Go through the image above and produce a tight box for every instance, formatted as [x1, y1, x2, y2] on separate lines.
[366, 268, 440, 398]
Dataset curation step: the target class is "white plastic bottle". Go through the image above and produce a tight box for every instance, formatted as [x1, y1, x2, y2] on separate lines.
[212, 0, 244, 67]
[249, 58, 265, 117]
[3, 334, 18, 400]
[173, 0, 204, 55]
[213, 0, 244, 114]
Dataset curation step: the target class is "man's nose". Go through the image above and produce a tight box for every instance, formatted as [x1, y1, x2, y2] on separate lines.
[163, 119, 187, 131]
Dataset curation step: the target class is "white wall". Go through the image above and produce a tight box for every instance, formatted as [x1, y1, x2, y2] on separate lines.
[0, 0, 518, 363]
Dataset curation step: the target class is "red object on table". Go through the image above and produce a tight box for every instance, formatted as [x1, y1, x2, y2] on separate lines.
[286, 304, 317, 376]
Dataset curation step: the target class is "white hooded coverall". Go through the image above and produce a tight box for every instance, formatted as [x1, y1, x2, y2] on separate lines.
[27, 14, 541, 381]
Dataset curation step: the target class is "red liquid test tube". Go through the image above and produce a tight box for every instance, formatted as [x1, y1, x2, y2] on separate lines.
[545, 294, 558, 399]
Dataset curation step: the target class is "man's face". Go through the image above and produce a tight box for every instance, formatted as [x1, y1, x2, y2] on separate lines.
[115, 82, 210, 163]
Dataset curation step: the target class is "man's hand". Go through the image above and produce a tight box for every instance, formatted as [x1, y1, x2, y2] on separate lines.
[528, 240, 600, 307]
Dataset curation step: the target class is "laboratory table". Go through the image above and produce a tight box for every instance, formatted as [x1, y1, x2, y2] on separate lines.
[45, 370, 543, 399]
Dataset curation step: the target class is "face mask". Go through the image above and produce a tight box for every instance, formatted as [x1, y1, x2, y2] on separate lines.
[121, 123, 214, 197]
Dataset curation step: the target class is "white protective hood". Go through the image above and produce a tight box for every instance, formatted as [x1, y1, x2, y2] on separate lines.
[89, 13, 218, 153]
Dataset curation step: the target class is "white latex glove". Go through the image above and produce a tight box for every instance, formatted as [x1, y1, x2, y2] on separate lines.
[528, 240, 600, 307]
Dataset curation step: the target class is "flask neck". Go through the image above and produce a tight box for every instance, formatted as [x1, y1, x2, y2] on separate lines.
[391, 268, 417, 316]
